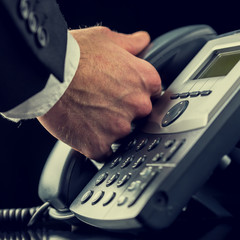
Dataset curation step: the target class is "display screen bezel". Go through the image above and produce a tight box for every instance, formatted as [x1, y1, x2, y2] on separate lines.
[193, 47, 240, 79]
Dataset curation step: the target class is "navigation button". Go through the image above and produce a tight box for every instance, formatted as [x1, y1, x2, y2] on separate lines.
[162, 100, 189, 127]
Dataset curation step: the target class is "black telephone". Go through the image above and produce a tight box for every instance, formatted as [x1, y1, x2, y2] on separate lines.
[38, 25, 240, 231]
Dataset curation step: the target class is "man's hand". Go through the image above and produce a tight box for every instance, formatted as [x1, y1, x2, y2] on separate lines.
[37, 26, 161, 161]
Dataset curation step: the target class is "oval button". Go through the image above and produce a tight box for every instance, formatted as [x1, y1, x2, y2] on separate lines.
[19, 0, 30, 19]
[103, 192, 116, 206]
[80, 190, 93, 204]
[28, 12, 38, 33]
[91, 191, 104, 205]
[37, 26, 49, 47]
[162, 100, 189, 127]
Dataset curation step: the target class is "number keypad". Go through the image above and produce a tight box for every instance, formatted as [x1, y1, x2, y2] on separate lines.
[79, 134, 185, 208]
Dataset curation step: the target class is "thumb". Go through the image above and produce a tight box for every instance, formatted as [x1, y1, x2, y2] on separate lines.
[109, 31, 151, 55]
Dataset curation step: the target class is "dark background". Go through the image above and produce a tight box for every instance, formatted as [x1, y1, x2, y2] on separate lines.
[0, 0, 239, 209]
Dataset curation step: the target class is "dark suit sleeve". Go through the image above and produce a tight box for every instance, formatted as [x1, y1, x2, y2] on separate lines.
[0, 0, 68, 112]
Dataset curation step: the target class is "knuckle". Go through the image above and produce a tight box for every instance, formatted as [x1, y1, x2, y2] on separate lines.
[115, 118, 132, 138]
[88, 140, 111, 160]
[135, 98, 152, 117]
[143, 61, 162, 93]
[120, 122, 132, 137]
[99, 142, 111, 155]
[97, 26, 111, 35]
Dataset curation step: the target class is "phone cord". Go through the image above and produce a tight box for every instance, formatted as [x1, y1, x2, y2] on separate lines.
[0, 202, 50, 228]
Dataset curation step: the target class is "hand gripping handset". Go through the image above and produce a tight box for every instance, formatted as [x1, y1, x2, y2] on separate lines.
[39, 25, 227, 230]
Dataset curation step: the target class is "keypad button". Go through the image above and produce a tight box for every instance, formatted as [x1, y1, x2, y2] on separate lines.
[201, 90, 212, 96]
[162, 100, 189, 127]
[164, 139, 175, 148]
[95, 172, 108, 186]
[148, 138, 161, 151]
[106, 173, 120, 187]
[121, 155, 134, 169]
[136, 138, 148, 151]
[110, 156, 122, 169]
[128, 181, 141, 192]
[125, 139, 137, 151]
[103, 192, 116, 206]
[162, 139, 185, 162]
[128, 171, 158, 207]
[91, 191, 104, 205]
[81, 190, 93, 204]
[140, 167, 153, 178]
[167, 139, 185, 159]
[117, 196, 128, 206]
[132, 155, 146, 169]
[117, 173, 131, 187]
[152, 152, 165, 162]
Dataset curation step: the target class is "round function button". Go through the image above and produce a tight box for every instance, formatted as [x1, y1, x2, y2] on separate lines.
[91, 191, 104, 205]
[162, 100, 189, 127]
[81, 190, 93, 204]
[117, 196, 128, 206]
[28, 12, 38, 33]
[103, 192, 116, 206]
[152, 152, 165, 162]
[164, 139, 175, 148]
[19, 0, 30, 19]
[37, 26, 49, 47]
[95, 172, 108, 186]
[128, 180, 141, 192]
[165, 139, 185, 161]
[140, 167, 153, 178]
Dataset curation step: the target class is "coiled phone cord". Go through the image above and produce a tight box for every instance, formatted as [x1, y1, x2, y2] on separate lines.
[0, 202, 50, 228]
[0, 202, 74, 239]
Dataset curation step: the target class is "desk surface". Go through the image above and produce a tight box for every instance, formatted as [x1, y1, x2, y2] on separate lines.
[0, 217, 239, 240]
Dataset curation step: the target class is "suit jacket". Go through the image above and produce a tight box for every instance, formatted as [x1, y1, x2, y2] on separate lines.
[0, 0, 68, 112]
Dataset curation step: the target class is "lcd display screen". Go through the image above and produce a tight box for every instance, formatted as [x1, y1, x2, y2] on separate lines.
[195, 50, 240, 79]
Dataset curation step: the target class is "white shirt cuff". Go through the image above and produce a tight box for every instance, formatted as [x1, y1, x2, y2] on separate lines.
[1, 32, 80, 122]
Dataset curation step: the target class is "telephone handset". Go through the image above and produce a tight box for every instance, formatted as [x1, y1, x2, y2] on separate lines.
[38, 25, 240, 231]
[137, 25, 216, 89]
